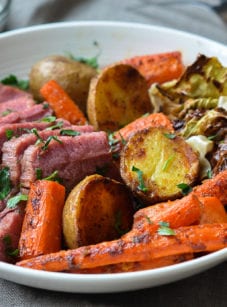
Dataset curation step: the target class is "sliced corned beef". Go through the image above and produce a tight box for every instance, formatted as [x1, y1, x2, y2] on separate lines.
[0, 207, 24, 262]
[0, 112, 20, 125]
[0, 122, 53, 160]
[19, 103, 53, 122]
[2, 124, 95, 186]
[0, 84, 31, 103]
[20, 131, 111, 192]
[0, 96, 35, 115]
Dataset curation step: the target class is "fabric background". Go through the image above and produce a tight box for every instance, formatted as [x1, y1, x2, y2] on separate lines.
[1, 0, 227, 306]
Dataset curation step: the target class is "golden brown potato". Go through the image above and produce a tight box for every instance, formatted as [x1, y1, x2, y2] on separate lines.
[62, 174, 134, 248]
[120, 127, 200, 204]
[29, 55, 97, 113]
[87, 63, 152, 132]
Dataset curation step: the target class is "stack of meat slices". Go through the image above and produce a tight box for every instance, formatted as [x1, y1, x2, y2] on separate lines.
[0, 84, 112, 262]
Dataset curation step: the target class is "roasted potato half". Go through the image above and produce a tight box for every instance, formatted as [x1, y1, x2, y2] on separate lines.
[63, 174, 134, 248]
[87, 63, 152, 132]
[29, 55, 97, 113]
[120, 127, 200, 204]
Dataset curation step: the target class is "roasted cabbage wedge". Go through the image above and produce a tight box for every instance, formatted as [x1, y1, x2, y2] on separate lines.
[120, 127, 200, 204]
[87, 63, 152, 132]
[63, 174, 134, 248]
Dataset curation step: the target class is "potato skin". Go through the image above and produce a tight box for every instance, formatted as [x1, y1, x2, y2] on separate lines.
[29, 55, 97, 113]
[120, 127, 200, 204]
[63, 174, 134, 248]
[87, 63, 152, 132]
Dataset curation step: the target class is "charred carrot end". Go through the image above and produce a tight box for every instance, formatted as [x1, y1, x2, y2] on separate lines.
[193, 170, 227, 206]
[114, 113, 174, 141]
[122, 51, 185, 86]
[40, 80, 87, 125]
[199, 196, 227, 224]
[18, 180, 65, 260]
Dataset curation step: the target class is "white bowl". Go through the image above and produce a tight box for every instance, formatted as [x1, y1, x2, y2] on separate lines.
[0, 21, 226, 293]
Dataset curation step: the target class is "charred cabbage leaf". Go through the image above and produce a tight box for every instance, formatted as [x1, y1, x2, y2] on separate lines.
[150, 54, 227, 118]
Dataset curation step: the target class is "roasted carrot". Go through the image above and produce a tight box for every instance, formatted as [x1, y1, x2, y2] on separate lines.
[68, 254, 193, 274]
[16, 223, 227, 271]
[193, 170, 227, 206]
[132, 193, 201, 230]
[18, 180, 65, 260]
[122, 51, 184, 86]
[114, 112, 174, 142]
[40, 80, 87, 125]
[199, 197, 227, 224]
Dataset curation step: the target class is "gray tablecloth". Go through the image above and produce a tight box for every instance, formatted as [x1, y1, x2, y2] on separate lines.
[1, 0, 227, 306]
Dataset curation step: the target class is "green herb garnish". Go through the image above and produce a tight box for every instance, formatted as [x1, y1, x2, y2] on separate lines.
[1, 109, 13, 116]
[177, 183, 192, 195]
[7, 194, 28, 209]
[0, 167, 11, 200]
[43, 170, 62, 183]
[3, 235, 19, 258]
[35, 168, 43, 180]
[207, 169, 212, 179]
[158, 221, 175, 236]
[163, 133, 176, 139]
[60, 129, 81, 136]
[145, 215, 153, 225]
[1, 74, 29, 90]
[5, 129, 14, 140]
[41, 116, 56, 123]
[46, 121, 64, 131]
[132, 166, 148, 192]
[41, 136, 62, 151]
[162, 155, 174, 171]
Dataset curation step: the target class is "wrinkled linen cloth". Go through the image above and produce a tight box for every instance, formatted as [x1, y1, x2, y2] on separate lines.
[1, 0, 227, 306]
[6, 0, 227, 43]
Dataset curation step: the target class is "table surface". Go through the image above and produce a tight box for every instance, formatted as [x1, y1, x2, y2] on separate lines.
[1, 1, 227, 306]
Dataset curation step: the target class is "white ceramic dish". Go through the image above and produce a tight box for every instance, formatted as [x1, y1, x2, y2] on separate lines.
[0, 21, 226, 293]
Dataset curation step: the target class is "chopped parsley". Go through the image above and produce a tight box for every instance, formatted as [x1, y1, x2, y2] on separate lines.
[162, 155, 174, 171]
[67, 41, 100, 69]
[7, 194, 28, 209]
[177, 183, 192, 195]
[158, 221, 175, 236]
[41, 115, 56, 123]
[207, 169, 212, 179]
[46, 121, 64, 130]
[41, 136, 62, 151]
[43, 170, 62, 183]
[35, 168, 43, 180]
[0, 167, 12, 200]
[163, 133, 176, 139]
[145, 215, 153, 225]
[1, 74, 29, 90]
[60, 129, 81, 136]
[5, 129, 14, 140]
[1, 109, 13, 116]
[132, 166, 148, 192]
[3, 235, 19, 258]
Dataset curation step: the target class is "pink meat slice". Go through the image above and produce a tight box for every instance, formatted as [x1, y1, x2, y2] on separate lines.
[0, 84, 31, 103]
[0, 207, 24, 262]
[0, 112, 20, 125]
[0, 96, 35, 114]
[20, 131, 111, 192]
[2, 124, 95, 186]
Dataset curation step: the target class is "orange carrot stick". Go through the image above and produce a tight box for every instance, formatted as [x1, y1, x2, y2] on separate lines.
[114, 112, 174, 141]
[40, 80, 87, 125]
[16, 223, 227, 271]
[122, 51, 184, 86]
[199, 197, 227, 224]
[69, 254, 193, 274]
[132, 193, 201, 230]
[193, 170, 227, 206]
[18, 180, 65, 260]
